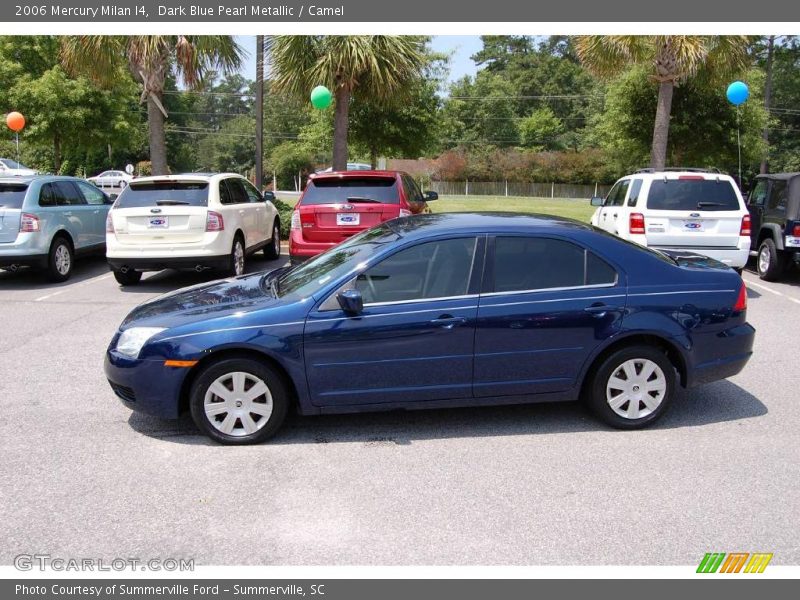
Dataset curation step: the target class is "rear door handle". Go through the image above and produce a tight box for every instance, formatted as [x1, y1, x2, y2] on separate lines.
[430, 315, 468, 329]
[584, 304, 624, 317]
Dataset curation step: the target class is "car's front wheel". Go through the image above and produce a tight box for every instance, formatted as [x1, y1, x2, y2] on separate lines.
[189, 357, 289, 445]
[587, 345, 676, 429]
[264, 221, 281, 260]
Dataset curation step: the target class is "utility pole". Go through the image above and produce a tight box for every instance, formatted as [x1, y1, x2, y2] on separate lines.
[255, 35, 264, 190]
[761, 35, 775, 175]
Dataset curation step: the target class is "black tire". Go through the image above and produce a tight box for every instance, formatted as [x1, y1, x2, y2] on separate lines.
[586, 345, 676, 430]
[113, 269, 142, 286]
[733, 267, 744, 276]
[45, 236, 74, 282]
[757, 238, 786, 281]
[189, 357, 289, 445]
[223, 234, 246, 277]
[263, 220, 281, 260]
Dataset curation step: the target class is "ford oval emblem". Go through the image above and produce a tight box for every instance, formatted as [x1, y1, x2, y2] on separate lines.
[150, 208, 162, 213]
[689, 212, 700, 218]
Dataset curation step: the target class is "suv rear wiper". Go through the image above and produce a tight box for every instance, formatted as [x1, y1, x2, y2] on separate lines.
[696, 202, 726, 208]
[346, 196, 380, 203]
[155, 200, 191, 206]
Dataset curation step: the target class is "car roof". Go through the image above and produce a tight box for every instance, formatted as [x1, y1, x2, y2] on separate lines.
[619, 170, 737, 182]
[131, 173, 241, 183]
[0, 174, 82, 184]
[310, 170, 402, 180]
[755, 172, 800, 181]
[387, 212, 592, 241]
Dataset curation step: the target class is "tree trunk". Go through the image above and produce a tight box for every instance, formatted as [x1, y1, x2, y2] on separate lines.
[370, 146, 378, 170]
[147, 92, 169, 175]
[761, 35, 775, 174]
[650, 80, 674, 170]
[53, 133, 61, 174]
[332, 86, 350, 171]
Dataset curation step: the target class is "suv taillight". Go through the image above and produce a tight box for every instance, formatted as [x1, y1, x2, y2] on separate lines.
[792, 224, 800, 237]
[20, 213, 40, 233]
[733, 281, 747, 313]
[740, 214, 751, 236]
[629, 213, 645, 235]
[105, 212, 114, 233]
[290, 210, 301, 231]
[206, 211, 224, 231]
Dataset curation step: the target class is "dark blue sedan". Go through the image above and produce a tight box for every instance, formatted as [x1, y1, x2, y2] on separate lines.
[105, 213, 755, 444]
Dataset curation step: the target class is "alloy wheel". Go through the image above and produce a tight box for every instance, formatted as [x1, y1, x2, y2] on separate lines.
[54, 244, 71, 275]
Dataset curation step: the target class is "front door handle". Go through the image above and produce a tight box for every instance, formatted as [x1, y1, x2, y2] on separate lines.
[584, 304, 624, 317]
[430, 315, 468, 329]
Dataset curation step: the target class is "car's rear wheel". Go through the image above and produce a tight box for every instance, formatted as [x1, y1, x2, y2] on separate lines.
[225, 235, 246, 277]
[189, 358, 289, 445]
[587, 345, 675, 429]
[113, 269, 142, 286]
[46, 236, 74, 282]
[757, 238, 786, 281]
[264, 221, 281, 260]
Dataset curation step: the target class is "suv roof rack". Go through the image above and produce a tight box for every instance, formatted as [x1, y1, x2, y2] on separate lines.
[634, 167, 723, 174]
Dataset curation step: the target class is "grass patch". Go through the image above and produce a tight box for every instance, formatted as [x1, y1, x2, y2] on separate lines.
[430, 195, 595, 223]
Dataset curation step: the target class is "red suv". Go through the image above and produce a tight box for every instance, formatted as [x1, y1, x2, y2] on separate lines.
[289, 170, 437, 264]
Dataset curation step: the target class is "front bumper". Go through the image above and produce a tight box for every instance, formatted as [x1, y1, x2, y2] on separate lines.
[107, 254, 229, 272]
[104, 351, 189, 419]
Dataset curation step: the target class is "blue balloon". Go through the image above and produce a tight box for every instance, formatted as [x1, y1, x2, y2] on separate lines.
[727, 81, 750, 106]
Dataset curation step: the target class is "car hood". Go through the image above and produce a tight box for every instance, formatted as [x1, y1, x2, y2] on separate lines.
[121, 267, 295, 330]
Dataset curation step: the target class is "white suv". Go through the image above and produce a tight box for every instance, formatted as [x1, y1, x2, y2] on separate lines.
[106, 173, 281, 285]
[590, 169, 751, 271]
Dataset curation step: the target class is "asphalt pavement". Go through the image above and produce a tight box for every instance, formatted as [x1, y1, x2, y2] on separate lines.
[1, 253, 798, 566]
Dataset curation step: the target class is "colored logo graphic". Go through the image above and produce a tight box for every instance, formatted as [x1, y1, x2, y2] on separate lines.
[697, 552, 773, 573]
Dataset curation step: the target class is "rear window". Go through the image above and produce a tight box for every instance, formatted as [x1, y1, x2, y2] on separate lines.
[300, 177, 399, 205]
[0, 183, 28, 209]
[646, 179, 741, 211]
[116, 181, 208, 208]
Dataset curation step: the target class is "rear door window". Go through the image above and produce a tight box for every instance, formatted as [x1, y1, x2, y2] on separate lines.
[646, 179, 740, 211]
[0, 183, 28, 208]
[627, 179, 643, 206]
[115, 181, 209, 208]
[221, 179, 249, 205]
[768, 180, 788, 213]
[301, 177, 400, 205]
[57, 181, 86, 206]
[76, 181, 107, 205]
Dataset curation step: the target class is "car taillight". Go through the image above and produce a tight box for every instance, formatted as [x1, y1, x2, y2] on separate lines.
[733, 281, 747, 313]
[792, 223, 800, 237]
[300, 212, 315, 228]
[105, 212, 114, 233]
[290, 210, 301, 231]
[629, 213, 645, 235]
[20, 213, 40, 233]
[740, 214, 751, 236]
[206, 211, 224, 231]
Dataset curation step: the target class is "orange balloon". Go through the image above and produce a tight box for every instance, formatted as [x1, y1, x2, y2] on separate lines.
[6, 112, 25, 132]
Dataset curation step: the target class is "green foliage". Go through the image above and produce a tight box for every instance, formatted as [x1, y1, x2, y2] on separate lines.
[267, 141, 315, 191]
[760, 36, 800, 172]
[519, 107, 565, 150]
[271, 197, 295, 237]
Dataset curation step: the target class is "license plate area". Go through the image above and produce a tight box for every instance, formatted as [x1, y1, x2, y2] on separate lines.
[148, 216, 169, 229]
[682, 220, 704, 232]
[336, 213, 360, 226]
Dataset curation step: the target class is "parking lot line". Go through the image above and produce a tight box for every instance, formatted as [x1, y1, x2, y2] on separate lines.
[34, 272, 114, 302]
[743, 275, 800, 305]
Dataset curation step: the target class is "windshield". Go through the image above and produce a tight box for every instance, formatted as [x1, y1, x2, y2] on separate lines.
[647, 179, 740, 211]
[0, 159, 26, 170]
[115, 181, 209, 208]
[300, 177, 399, 205]
[0, 183, 28, 208]
[275, 224, 400, 298]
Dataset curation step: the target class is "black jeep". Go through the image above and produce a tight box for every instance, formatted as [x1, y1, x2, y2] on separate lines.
[747, 172, 800, 281]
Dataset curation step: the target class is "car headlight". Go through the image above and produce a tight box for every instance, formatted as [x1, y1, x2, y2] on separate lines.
[116, 327, 166, 358]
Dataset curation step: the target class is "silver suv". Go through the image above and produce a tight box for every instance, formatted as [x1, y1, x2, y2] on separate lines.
[0, 175, 112, 281]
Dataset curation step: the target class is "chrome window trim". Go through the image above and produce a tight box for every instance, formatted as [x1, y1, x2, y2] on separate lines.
[309, 305, 479, 324]
[480, 282, 618, 298]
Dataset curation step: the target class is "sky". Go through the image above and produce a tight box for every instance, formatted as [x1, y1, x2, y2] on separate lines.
[235, 35, 482, 90]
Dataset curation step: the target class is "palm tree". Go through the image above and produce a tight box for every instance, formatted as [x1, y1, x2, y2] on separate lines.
[267, 36, 427, 171]
[574, 36, 751, 169]
[61, 36, 243, 175]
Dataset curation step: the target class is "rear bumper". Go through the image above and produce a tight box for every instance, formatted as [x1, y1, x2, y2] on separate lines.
[289, 230, 338, 260]
[108, 255, 229, 272]
[686, 323, 756, 387]
[0, 253, 47, 269]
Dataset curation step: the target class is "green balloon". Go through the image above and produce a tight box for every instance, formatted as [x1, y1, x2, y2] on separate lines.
[310, 85, 332, 109]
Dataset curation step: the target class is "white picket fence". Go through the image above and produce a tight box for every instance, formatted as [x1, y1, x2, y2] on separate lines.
[427, 181, 612, 199]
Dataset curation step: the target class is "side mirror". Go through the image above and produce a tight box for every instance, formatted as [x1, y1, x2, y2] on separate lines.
[263, 191, 276, 202]
[590, 196, 604, 207]
[337, 289, 363, 314]
[105, 194, 117, 204]
[423, 191, 438, 201]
